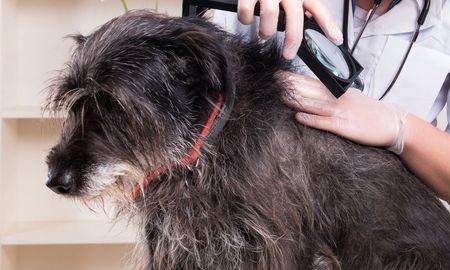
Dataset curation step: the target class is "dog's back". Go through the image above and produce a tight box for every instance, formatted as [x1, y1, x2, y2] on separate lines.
[198, 36, 450, 269]
[46, 10, 450, 270]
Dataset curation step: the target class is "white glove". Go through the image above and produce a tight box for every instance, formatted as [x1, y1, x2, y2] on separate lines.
[282, 73, 409, 154]
[237, 0, 344, 59]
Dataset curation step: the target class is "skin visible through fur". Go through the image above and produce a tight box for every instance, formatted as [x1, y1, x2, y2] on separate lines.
[45, 10, 450, 270]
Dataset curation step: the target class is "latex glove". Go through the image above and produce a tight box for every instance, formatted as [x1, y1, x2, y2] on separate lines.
[282, 73, 409, 154]
[237, 0, 343, 59]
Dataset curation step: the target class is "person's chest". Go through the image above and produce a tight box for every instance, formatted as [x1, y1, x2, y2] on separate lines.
[350, 1, 450, 121]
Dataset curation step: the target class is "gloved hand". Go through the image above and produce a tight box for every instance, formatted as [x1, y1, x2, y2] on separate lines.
[237, 0, 343, 59]
[282, 73, 409, 154]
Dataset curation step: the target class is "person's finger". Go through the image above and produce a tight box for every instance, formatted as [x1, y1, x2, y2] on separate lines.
[303, 0, 343, 45]
[286, 73, 335, 101]
[259, 0, 280, 39]
[283, 93, 337, 116]
[280, 0, 304, 59]
[238, 0, 259, 25]
[295, 112, 341, 132]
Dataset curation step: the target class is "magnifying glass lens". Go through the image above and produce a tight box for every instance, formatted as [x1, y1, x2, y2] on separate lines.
[304, 29, 351, 80]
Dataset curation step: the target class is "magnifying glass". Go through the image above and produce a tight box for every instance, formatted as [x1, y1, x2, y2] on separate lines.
[181, 0, 364, 98]
[304, 29, 351, 80]
[298, 17, 364, 97]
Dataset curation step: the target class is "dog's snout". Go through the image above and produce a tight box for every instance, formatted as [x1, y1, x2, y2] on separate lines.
[46, 171, 76, 195]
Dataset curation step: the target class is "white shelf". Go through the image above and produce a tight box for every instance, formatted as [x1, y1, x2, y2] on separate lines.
[0, 220, 136, 246]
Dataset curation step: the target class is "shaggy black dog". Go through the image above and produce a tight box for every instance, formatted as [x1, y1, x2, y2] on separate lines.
[45, 10, 450, 270]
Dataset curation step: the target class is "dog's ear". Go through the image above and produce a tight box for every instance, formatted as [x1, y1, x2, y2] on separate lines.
[68, 34, 87, 46]
[171, 30, 235, 107]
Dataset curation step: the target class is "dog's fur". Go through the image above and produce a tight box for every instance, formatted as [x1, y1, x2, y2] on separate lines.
[46, 10, 450, 270]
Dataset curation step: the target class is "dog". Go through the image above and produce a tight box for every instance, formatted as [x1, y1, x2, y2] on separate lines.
[45, 10, 450, 270]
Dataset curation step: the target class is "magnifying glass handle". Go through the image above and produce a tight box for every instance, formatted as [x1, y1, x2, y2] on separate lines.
[183, 0, 286, 31]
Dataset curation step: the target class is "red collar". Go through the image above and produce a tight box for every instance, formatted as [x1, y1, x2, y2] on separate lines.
[131, 95, 223, 199]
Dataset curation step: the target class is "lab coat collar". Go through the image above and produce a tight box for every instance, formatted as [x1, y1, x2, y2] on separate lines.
[359, 0, 443, 38]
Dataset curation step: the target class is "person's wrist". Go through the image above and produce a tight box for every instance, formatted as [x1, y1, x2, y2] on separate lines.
[386, 107, 409, 155]
[399, 114, 418, 158]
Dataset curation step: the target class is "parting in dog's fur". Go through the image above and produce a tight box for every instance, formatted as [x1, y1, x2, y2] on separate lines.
[45, 10, 450, 270]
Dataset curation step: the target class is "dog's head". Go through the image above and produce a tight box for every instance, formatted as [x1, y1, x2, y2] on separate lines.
[45, 10, 234, 199]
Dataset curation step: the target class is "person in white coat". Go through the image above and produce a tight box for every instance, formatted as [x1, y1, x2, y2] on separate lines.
[213, 0, 450, 201]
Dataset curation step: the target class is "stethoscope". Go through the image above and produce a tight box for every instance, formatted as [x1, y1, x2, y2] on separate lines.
[346, 0, 431, 99]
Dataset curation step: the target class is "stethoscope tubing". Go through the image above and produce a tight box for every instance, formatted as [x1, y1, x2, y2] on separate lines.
[344, 0, 431, 100]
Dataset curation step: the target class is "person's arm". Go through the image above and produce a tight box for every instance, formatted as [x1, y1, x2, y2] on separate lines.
[282, 73, 450, 202]
[237, 0, 343, 59]
[401, 115, 450, 201]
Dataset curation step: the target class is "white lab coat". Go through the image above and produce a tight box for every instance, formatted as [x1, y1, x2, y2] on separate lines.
[212, 0, 450, 132]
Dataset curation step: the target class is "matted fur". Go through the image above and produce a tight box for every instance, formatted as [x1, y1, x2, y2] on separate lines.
[45, 10, 450, 270]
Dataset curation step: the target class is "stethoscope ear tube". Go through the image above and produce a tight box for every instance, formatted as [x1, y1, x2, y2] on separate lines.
[351, 3, 380, 54]
[378, 0, 431, 100]
[418, 0, 431, 25]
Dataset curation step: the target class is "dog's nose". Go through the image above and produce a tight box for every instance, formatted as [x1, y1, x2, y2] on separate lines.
[46, 171, 76, 195]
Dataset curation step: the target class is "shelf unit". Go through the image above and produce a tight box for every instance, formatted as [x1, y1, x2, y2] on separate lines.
[0, 0, 182, 269]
